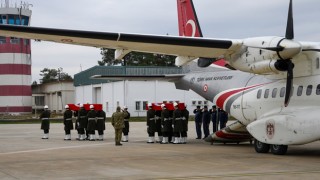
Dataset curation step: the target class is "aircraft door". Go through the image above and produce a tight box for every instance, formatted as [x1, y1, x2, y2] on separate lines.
[241, 77, 258, 124]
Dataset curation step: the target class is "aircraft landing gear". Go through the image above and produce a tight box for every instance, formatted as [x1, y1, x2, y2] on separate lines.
[254, 139, 270, 153]
[271, 144, 288, 155]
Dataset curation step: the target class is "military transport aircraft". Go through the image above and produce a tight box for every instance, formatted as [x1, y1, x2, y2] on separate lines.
[0, 0, 320, 155]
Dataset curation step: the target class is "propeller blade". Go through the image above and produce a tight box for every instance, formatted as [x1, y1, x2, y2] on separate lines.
[284, 60, 294, 107]
[261, 47, 285, 51]
[285, 0, 294, 39]
[302, 49, 320, 52]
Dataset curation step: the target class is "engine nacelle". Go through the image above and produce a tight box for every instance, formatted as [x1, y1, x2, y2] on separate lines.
[228, 36, 301, 74]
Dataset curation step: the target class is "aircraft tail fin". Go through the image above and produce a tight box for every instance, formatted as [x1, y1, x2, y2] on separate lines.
[177, 0, 203, 37]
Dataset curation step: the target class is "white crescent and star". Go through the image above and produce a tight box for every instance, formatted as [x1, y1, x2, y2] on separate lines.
[186, 19, 196, 37]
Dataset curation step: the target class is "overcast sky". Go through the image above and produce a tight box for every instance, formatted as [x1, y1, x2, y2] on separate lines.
[5, 0, 320, 82]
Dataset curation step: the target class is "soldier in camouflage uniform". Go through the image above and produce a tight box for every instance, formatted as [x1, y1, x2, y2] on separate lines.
[111, 106, 128, 146]
[172, 102, 183, 144]
[77, 104, 88, 141]
[63, 105, 74, 140]
[146, 103, 156, 143]
[86, 105, 97, 141]
[40, 105, 51, 139]
[96, 109, 106, 141]
[122, 106, 130, 142]
[181, 105, 189, 144]
[160, 104, 172, 144]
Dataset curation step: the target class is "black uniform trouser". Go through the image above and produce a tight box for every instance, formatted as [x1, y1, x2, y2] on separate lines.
[78, 128, 85, 134]
[181, 131, 187, 137]
[98, 130, 104, 135]
[44, 129, 49, 134]
[65, 129, 71, 135]
[174, 132, 182, 137]
[148, 132, 155, 137]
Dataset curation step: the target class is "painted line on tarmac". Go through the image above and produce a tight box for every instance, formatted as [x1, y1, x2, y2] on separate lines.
[0, 142, 117, 155]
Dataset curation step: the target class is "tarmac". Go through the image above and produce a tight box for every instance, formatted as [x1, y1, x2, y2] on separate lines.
[0, 122, 320, 180]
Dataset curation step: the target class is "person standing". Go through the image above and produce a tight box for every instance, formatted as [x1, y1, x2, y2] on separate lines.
[63, 105, 74, 140]
[40, 105, 51, 139]
[160, 104, 171, 144]
[146, 103, 156, 143]
[219, 109, 229, 129]
[172, 102, 183, 144]
[77, 104, 88, 141]
[193, 106, 202, 139]
[155, 110, 163, 143]
[209, 105, 218, 133]
[96, 108, 106, 141]
[181, 105, 189, 144]
[202, 105, 211, 139]
[122, 106, 130, 142]
[111, 106, 128, 146]
[86, 105, 97, 141]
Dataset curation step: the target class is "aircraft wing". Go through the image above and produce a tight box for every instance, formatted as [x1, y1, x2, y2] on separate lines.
[91, 74, 185, 82]
[0, 25, 242, 59]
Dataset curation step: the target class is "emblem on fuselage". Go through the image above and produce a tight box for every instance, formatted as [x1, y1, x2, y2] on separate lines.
[203, 84, 208, 92]
[266, 120, 275, 139]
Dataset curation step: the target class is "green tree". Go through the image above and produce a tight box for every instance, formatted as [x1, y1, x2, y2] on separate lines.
[40, 67, 73, 83]
[98, 48, 175, 66]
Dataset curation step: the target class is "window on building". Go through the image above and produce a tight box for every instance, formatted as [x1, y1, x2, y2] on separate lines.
[192, 101, 196, 105]
[272, 88, 277, 98]
[198, 101, 202, 105]
[297, 86, 303, 96]
[317, 84, 320, 95]
[0, 36, 6, 44]
[105, 102, 109, 112]
[135, 101, 141, 111]
[203, 101, 208, 105]
[264, 89, 269, 99]
[317, 58, 320, 69]
[1, 15, 7, 24]
[280, 87, 286, 97]
[10, 37, 20, 44]
[306, 85, 313, 96]
[8, 15, 15, 25]
[143, 101, 148, 110]
[257, 89, 262, 99]
[35, 96, 45, 106]
[23, 39, 29, 45]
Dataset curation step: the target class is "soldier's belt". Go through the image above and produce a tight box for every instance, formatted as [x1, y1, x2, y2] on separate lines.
[149, 118, 155, 120]
[182, 117, 186, 120]
[164, 118, 171, 121]
[80, 116, 86, 118]
[41, 118, 49, 120]
[88, 118, 96, 121]
[175, 118, 182, 120]
[97, 117, 104, 120]
[124, 119, 129, 121]
[65, 118, 72, 121]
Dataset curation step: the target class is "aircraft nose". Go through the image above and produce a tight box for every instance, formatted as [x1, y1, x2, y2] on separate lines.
[204, 135, 213, 142]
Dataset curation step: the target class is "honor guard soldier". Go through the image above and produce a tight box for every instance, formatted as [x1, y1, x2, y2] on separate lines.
[160, 104, 172, 144]
[40, 105, 51, 139]
[87, 105, 97, 141]
[219, 109, 228, 129]
[202, 105, 211, 138]
[146, 103, 156, 143]
[122, 106, 130, 142]
[172, 102, 183, 144]
[155, 110, 163, 143]
[63, 105, 74, 140]
[111, 106, 128, 146]
[77, 104, 88, 141]
[96, 108, 106, 141]
[193, 106, 202, 139]
[181, 105, 189, 144]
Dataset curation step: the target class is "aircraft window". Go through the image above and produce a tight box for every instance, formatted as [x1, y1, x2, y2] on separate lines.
[316, 84, 320, 95]
[272, 88, 277, 98]
[8, 15, 15, 25]
[1, 15, 7, 24]
[10, 37, 20, 44]
[257, 89, 262, 99]
[297, 86, 303, 96]
[280, 87, 285, 97]
[306, 85, 313, 96]
[264, 89, 269, 99]
[317, 58, 320, 69]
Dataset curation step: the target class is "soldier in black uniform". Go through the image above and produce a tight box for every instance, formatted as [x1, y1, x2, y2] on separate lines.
[181, 105, 189, 144]
[96, 108, 106, 141]
[202, 105, 211, 138]
[209, 105, 218, 133]
[122, 106, 130, 142]
[87, 105, 97, 141]
[74, 109, 80, 140]
[160, 104, 171, 144]
[155, 110, 163, 143]
[172, 102, 183, 144]
[63, 105, 73, 140]
[193, 106, 202, 139]
[77, 104, 88, 141]
[40, 105, 51, 139]
[146, 103, 156, 143]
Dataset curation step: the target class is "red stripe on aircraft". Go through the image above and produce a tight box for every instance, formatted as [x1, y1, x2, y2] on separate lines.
[213, 59, 226, 67]
[216, 84, 264, 110]
[215, 130, 252, 140]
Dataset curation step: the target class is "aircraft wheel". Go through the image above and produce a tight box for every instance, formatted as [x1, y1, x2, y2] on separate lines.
[254, 139, 270, 153]
[271, 144, 288, 155]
